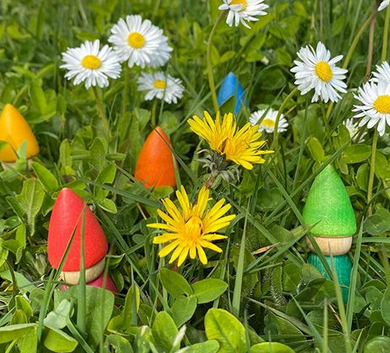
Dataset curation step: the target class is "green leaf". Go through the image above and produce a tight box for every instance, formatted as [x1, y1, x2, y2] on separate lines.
[152, 312, 179, 352]
[105, 334, 134, 353]
[44, 299, 72, 330]
[177, 340, 220, 353]
[192, 279, 228, 304]
[205, 309, 246, 353]
[341, 145, 371, 164]
[30, 79, 47, 113]
[249, 342, 295, 353]
[15, 295, 33, 319]
[107, 284, 139, 334]
[98, 198, 117, 214]
[364, 336, 390, 352]
[306, 137, 325, 162]
[160, 268, 193, 298]
[171, 296, 197, 327]
[381, 287, 390, 327]
[0, 270, 36, 293]
[0, 323, 36, 344]
[44, 328, 78, 352]
[17, 326, 37, 353]
[32, 162, 59, 193]
[15, 179, 45, 235]
[364, 209, 390, 236]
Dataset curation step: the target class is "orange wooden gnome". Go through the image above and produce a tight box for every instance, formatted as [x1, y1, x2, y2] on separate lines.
[48, 188, 108, 284]
[134, 126, 176, 188]
[0, 104, 39, 164]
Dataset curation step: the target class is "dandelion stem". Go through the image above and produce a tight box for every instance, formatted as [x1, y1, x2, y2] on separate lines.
[207, 12, 225, 114]
[92, 86, 109, 136]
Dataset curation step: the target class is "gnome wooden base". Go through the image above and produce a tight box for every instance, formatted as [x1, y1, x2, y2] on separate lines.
[59, 258, 105, 285]
[306, 236, 352, 255]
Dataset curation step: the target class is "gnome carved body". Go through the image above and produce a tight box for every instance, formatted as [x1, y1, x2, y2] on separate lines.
[48, 188, 108, 284]
[303, 164, 356, 303]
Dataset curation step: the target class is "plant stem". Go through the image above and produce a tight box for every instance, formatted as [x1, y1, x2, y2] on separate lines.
[366, 4, 389, 215]
[122, 65, 129, 117]
[207, 12, 225, 114]
[364, 7, 377, 83]
[92, 86, 109, 136]
[367, 129, 378, 215]
[382, 5, 390, 61]
[271, 88, 298, 151]
[326, 10, 376, 120]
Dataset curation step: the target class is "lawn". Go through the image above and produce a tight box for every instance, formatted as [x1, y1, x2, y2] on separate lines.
[0, 0, 390, 352]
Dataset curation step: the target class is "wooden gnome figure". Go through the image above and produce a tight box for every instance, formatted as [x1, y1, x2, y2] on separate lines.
[48, 188, 109, 285]
[134, 126, 176, 188]
[0, 104, 39, 168]
[61, 272, 117, 293]
[302, 164, 356, 302]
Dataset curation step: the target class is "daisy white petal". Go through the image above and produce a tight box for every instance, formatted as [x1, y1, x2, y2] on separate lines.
[108, 15, 172, 68]
[379, 0, 390, 11]
[353, 81, 390, 136]
[249, 108, 288, 133]
[137, 71, 184, 104]
[343, 118, 366, 142]
[219, 0, 269, 28]
[61, 40, 121, 89]
[290, 42, 347, 103]
[372, 61, 390, 85]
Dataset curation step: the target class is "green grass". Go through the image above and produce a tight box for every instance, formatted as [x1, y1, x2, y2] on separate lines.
[1, 0, 390, 352]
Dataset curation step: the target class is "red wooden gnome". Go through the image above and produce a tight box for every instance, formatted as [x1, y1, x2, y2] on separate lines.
[48, 188, 108, 284]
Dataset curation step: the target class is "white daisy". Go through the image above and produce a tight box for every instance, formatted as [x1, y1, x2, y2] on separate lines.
[108, 15, 172, 68]
[249, 108, 288, 133]
[290, 42, 348, 103]
[61, 40, 121, 89]
[372, 61, 390, 84]
[218, 0, 268, 28]
[343, 118, 366, 142]
[137, 72, 184, 104]
[379, 1, 389, 11]
[353, 81, 390, 136]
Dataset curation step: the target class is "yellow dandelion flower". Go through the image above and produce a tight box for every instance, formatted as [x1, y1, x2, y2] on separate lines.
[148, 186, 236, 267]
[188, 111, 273, 170]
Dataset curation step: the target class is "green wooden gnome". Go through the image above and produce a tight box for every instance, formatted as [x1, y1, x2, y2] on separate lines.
[303, 164, 357, 255]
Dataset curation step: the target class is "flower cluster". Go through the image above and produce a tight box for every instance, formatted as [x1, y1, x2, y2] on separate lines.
[61, 15, 184, 104]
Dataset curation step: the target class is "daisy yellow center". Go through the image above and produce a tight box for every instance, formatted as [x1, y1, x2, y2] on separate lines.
[374, 95, 390, 114]
[81, 55, 101, 70]
[154, 79, 167, 89]
[315, 61, 333, 82]
[230, 0, 247, 10]
[182, 216, 203, 242]
[261, 118, 275, 128]
[127, 32, 146, 48]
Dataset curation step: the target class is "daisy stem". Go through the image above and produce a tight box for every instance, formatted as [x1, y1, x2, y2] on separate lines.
[207, 12, 225, 114]
[366, 4, 390, 215]
[367, 129, 378, 215]
[326, 11, 376, 120]
[271, 88, 298, 151]
[381, 4, 390, 61]
[92, 86, 110, 136]
[151, 99, 158, 127]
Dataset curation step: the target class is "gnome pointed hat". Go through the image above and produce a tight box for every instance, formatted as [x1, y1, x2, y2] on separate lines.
[217, 72, 245, 115]
[0, 104, 39, 162]
[302, 164, 356, 237]
[48, 188, 108, 272]
[134, 126, 176, 188]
